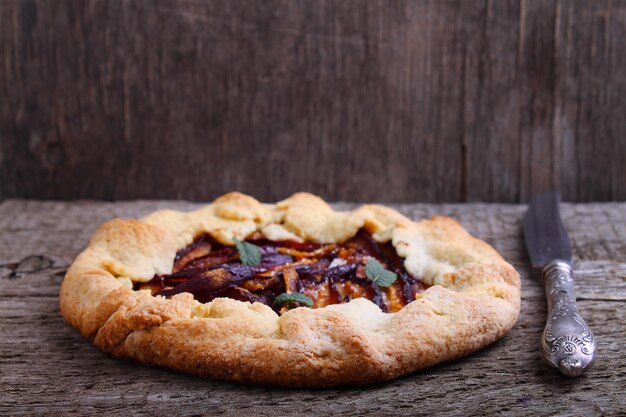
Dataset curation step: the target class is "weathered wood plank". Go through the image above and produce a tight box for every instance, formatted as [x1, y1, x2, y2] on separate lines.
[554, 0, 626, 202]
[1, 200, 625, 300]
[1, 1, 625, 203]
[1, 200, 625, 416]
[1, 295, 623, 416]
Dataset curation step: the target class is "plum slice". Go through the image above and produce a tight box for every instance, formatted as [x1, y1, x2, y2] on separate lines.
[138, 230, 428, 313]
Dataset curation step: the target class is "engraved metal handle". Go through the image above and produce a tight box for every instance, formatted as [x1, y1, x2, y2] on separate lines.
[541, 260, 597, 376]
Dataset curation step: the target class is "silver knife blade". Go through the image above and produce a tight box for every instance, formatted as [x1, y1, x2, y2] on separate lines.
[524, 191, 572, 268]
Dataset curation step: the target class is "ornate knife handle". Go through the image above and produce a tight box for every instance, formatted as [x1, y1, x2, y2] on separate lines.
[541, 260, 597, 376]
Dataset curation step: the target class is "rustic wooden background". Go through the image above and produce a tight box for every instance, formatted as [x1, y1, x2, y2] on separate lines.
[1, 0, 625, 203]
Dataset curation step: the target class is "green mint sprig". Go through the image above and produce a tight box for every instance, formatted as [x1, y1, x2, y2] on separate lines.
[274, 292, 314, 308]
[233, 238, 262, 266]
[365, 258, 397, 287]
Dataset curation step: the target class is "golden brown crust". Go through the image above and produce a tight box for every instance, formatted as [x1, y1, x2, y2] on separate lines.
[60, 192, 521, 387]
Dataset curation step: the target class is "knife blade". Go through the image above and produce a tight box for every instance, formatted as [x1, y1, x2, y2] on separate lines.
[524, 191, 596, 377]
[524, 192, 572, 268]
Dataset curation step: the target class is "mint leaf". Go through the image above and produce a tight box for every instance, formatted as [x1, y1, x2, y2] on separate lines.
[365, 258, 397, 287]
[233, 238, 261, 266]
[274, 292, 314, 308]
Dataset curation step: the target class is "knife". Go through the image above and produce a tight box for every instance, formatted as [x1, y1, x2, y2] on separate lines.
[524, 192, 597, 377]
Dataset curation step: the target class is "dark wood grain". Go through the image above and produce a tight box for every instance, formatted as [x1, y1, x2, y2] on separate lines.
[0, 200, 625, 416]
[1, 0, 625, 203]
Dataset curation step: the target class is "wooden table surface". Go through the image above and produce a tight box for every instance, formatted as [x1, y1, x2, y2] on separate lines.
[1, 200, 624, 416]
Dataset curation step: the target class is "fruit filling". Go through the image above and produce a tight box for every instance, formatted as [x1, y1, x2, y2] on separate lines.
[136, 229, 428, 313]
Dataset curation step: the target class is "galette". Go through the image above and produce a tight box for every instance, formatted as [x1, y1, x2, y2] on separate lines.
[60, 192, 520, 387]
